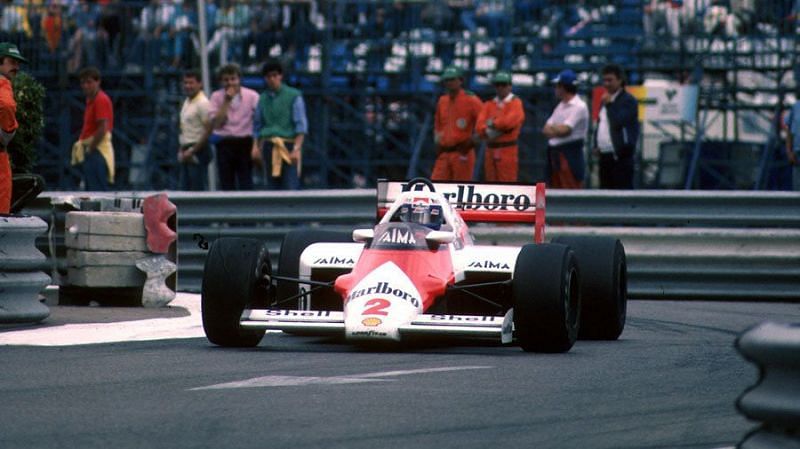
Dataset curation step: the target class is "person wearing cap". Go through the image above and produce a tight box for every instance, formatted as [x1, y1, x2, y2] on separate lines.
[593, 64, 640, 189]
[431, 65, 483, 181]
[543, 69, 589, 188]
[0, 42, 26, 213]
[71, 67, 115, 191]
[476, 70, 525, 182]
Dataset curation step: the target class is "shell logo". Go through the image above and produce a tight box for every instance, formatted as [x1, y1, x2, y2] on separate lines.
[362, 317, 383, 327]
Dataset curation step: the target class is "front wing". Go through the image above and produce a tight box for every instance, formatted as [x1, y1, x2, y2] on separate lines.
[240, 309, 515, 344]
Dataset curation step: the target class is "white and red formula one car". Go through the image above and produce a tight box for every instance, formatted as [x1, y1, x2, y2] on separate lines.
[201, 178, 627, 353]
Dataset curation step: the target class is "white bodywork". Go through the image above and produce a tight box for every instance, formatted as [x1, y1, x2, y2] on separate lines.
[240, 181, 545, 344]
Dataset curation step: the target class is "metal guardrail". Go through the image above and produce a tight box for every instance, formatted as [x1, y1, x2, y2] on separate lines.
[735, 322, 800, 448]
[21, 189, 800, 301]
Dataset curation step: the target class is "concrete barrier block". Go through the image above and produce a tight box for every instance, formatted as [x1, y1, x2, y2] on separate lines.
[65, 234, 149, 251]
[136, 255, 177, 307]
[65, 211, 148, 251]
[66, 211, 146, 236]
[67, 250, 150, 267]
[68, 266, 146, 287]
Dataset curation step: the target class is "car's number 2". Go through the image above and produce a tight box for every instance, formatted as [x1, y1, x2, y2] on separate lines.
[362, 298, 390, 316]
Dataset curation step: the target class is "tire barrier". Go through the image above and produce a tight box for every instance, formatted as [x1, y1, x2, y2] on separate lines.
[0, 215, 51, 323]
[735, 322, 800, 449]
[19, 190, 800, 300]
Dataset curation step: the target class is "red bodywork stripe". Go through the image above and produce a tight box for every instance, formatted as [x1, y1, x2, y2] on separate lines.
[334, 249, 453, 312]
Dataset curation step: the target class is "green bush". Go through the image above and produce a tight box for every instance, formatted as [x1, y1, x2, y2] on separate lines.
[8, 72, 45, 174]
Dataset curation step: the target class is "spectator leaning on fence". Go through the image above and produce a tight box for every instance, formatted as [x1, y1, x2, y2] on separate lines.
[593, 64, 640, 189]
[543, 69, 588, 189]
[208, 63, 259, 191]
[251, 58, 307, 190]
[431, 65, 483, 182]
[177, 69, 211, 191]
[476, 70, 525, 183]
[0, 42, 25, 213]
[71, 66, 115, 191]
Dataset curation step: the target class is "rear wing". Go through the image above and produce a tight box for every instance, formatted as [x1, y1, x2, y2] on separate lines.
[376, 180, 546, 243]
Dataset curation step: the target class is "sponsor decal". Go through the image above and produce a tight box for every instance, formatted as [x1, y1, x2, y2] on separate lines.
[402, 184, 533, 212]
[379, 228, 417, 245]
[412, 197, 430, 205]
[351, 330, 388, 337]
[412, 198, 430, 213]
[468, 260, 510, 270]
[346, 281, 420, 308]
[362, 317, 383, 327]
[362, 298, 390, 316]
[313, 256, 356, 265]
[431, 315, 500, 322]
[265, 310, 332, 317]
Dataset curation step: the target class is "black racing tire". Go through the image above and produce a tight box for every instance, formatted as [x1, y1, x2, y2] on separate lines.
[512, 243, 580, 353]
[201, 238, 271, 347]
[553, 236, 627, 340]
[275, 229, 352, 308]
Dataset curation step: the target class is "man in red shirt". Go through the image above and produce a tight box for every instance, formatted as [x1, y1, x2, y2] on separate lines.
[0, 42, 26, 214]
[476, 71, 525, 182]
[72, 67, 115, 191]
[431, 65, 483, 181]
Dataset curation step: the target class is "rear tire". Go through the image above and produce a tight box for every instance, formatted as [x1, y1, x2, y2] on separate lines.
[275, 229, 352, 308]
[553, 236, 627, 340]
[201, 238, 270, 347]
[512, 243, 580, 353]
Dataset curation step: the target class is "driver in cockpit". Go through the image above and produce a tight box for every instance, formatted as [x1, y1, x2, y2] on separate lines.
[392, 200, 444, 230]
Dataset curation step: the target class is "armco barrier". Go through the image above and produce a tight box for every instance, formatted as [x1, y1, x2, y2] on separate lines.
[735, 322, 800, 448]
[20, 189, 800, 301]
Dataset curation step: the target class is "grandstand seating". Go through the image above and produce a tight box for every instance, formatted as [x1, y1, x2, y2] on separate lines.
[8, 0, 799, 190]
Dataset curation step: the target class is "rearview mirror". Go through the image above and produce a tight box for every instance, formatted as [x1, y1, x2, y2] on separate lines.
[425, 230, 456, 244]
[352, 228, 374, 243]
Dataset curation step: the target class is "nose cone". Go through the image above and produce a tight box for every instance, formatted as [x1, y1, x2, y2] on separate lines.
[344, 262, 422, 341]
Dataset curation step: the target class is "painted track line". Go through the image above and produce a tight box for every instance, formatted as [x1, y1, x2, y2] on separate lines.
[0, 293, 206, 346]
[191, 366, 493, 390]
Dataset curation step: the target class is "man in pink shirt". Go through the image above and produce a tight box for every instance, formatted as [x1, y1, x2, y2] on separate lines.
[208, 64, 259, 190]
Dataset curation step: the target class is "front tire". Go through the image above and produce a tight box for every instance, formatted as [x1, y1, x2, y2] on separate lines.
[553, 236, 627, 340]
[512, 243, 580, 353]
[201, 238, 271, 347]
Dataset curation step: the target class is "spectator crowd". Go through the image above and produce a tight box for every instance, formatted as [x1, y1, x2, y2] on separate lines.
[2, 0, 798, 192]
[1, 0, 797, 74]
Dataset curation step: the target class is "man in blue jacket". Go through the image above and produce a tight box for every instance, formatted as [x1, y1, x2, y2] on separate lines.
[593, 64, 640, 189]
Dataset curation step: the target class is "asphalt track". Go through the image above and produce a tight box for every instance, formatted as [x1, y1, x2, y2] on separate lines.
[2, 295, 799, 449]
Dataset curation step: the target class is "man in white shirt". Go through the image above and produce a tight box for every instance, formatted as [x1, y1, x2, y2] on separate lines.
[177, 69, 211, 190]
[543, 69, 589, 188]
[593, 64, 640, 189]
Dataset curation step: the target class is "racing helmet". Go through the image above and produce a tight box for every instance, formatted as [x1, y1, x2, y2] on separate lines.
[397, 201, 443, 230]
